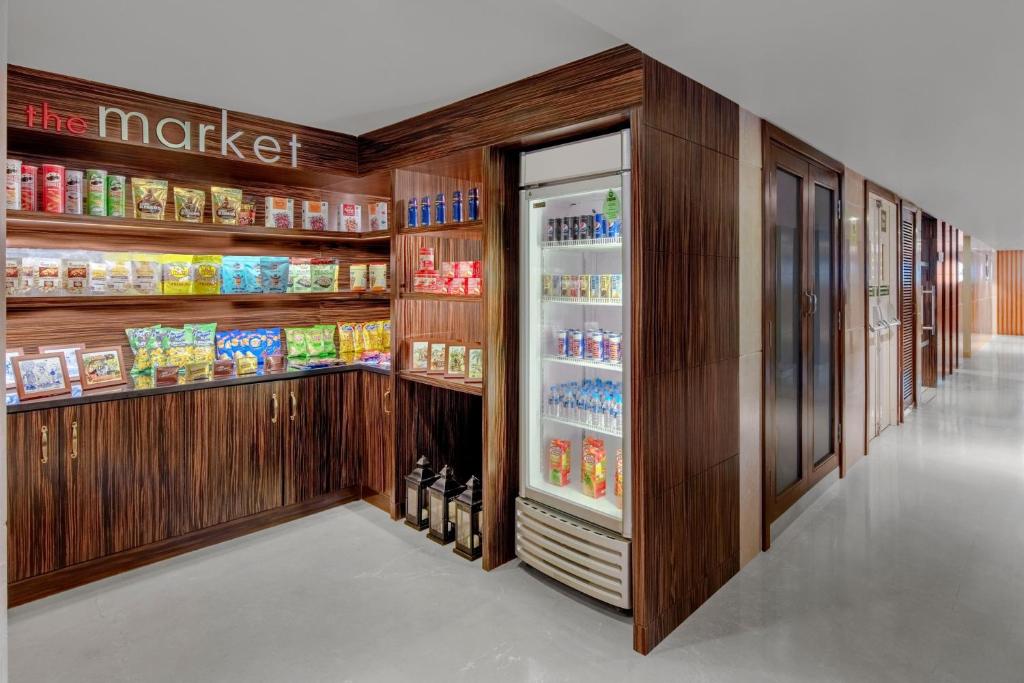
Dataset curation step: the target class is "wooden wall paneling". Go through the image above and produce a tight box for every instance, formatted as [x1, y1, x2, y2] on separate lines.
[393, 169, 482, 232]
[481, 146, 519, 571]
[997, 251, 1024, 334]
[359, 46, 644, 173]
[283, 373, 354, 505]
[361, 371, 396, 516]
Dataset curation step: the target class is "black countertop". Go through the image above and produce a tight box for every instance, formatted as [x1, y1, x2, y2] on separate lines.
[6, 361, 391, 413]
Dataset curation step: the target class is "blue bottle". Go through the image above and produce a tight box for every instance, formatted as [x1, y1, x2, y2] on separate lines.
[420, 196, 431, 227]
[468, 188, 479, 221]
[407, 197, 418, 228]
[452, 190, 463, 223]
[435, 192, 446, 224]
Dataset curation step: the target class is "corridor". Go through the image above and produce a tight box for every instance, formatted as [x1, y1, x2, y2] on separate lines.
[9, 338, 1024, 682]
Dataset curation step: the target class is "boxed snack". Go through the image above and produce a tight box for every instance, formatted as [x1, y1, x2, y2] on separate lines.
[125, 325, 161, 375]
[221, 256, 261, 294]
[173, 187, 205, 223]
[191, 255, 222, 295]
[288, 257, 312, 293]
[467, 277, 482, 296]
[160, 254, 193, 295]
[310, 258, 338, 293]
[237, 200, 256, 226]
[302, 200, 329, 231]
[367, 201, 388, 231]
[368, 263, 388, 292]
[265, 196, 294, 229]
[211, 187, 243, 225]
[472, 260, 483, 278]
[187, 322, 217, 364]
[87, 260, 109, 295]
[349, 264, 368, 292]
[447, 277, 467, 296]
[456, 261, 474, 278]
[413, 271, 437, 293]
[418, 247, 435, 272]
[339, 203, 362, 232]
[440, 261, 456, 278]
[131, 178, 168, 220]
[260, 256, 290, 293]
[185, 361, 211, 382]
[548, 439, 571, 486]
[131, 254, 161, 295]
[64, 258, 89, 295]
[582, 437, 607, 498]
[237, 356, 258, 375]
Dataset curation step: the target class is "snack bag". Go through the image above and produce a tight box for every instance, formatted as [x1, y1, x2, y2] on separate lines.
[351, 322, 364, 353]
[337, 322, 356, 354]
[614, 448, 623, 507]
[64, 258, 89, 295]
[163, 327, 194, 369]
[173, 187, 205, 223]
[317, 324, 337, 358]
[5, 257, 20, 297]
[87, 260, 109, 295]
[131, 254, 161, 295]
[306, 326, 326, 358]
[380, 320, 392, 350]
[549, 439, 571, 486]
[191, 255, 222, 295]
[187, 322, 217, 364]
[285, 327, 309, 359]
[368, 263, 388, 292]
[288, 257, 312, 293]
[349, 264, 368, 292]
[160, 254, 193, 295]
[125, 325, 161, 375]
[36, 257, 63, 295]
[362, 321, 380, 352]
[221, 256, 257, 294]
[310, 258, 338, 293]
[211, 187, 243, 225]
[247, 329, 268, 362]
[263, 327, 283, 360]
[131, 179, 168, 220]
[216, 329, 236, 361]
[260, 256, 290, 293]
[107, 257, 132, 294]
[582, 437, 607, 498]
[238, 200, 256, 226]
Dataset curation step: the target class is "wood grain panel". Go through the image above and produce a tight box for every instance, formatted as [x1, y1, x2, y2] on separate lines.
[359, 46, 644, 172]
[997, 251, 1024, 334]
[284, 373, 354, 505]
[361, 371, 395, 515]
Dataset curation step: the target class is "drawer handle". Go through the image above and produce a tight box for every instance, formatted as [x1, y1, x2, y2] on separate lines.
[383, 389, 391, 415]
[71, 420, 79, 460]
[271, 393, 279, 424]
[41, 425, 49, 464]
[289, 392, 297, 422]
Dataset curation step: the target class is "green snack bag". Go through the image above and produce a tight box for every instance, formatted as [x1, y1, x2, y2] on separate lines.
[285, 327, 309, 359]
[318, 324, 337, 358]
[305, 325, 326, 358]
[163, 327, 194, 369]
[125, 324, 161, 375]
[187, 322, 217, 364]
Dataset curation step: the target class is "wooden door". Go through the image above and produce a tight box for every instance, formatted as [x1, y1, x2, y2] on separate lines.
[283, 373, 355, 505]
[8, 409, 63, 581]
[920, 215, 938, 388]
[898, 203, 917, 413]
[186, 383, 283, 528]
[361, 372, 395, 512]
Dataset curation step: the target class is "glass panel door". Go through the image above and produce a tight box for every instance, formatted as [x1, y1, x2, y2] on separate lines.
[811, 182, 835, 466]
[774, 168, 803, 494]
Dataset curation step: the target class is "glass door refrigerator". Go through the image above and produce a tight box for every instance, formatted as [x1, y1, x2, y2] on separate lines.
[516, 131, 631, 609]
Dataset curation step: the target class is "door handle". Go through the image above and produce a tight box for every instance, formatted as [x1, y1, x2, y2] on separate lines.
[40, 425, 49, 464]
[810, 293, 819, 316]
[289, 391, 297, 422]
[271, 392, 279, 424]
[383, 388, 391, 415]
[71, 420, 79, 460]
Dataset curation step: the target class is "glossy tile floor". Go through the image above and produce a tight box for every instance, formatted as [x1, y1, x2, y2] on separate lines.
[10, 337, 1024, 682]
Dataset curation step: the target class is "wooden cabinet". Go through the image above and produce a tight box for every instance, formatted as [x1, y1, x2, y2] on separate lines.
[7, 409, 63, 582]
[185, 383, 283, 529]
[361, 372, 395, 508]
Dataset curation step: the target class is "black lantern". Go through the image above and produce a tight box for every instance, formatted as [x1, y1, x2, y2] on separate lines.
[404, 456, 438, 530]
[453, 475, 483, 561]
[426, 465, 465, 545]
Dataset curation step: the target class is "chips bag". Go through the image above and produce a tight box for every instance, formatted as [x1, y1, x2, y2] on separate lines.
[131, 178, 168, 220]
[191, 255, 222, 295]
[285, 327, 309, 358]
[163, 327, 194, 369]
[338, 322, 356, 354]
[187, 322, 217, 364]
[160, 254, 193, 295]
[125, 325, 161, 375]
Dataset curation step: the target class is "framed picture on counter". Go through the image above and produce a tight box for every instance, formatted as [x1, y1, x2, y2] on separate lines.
[76, 346, 127, 390]
[428, 342, 447, 375]
[409, 340, 430, 372]
[466, 347, 484, 383]
[6, 348, 25, 389]
[39, 343, 85, 381]
[13, 352, 72, 401]
[445, 344, 467, 378]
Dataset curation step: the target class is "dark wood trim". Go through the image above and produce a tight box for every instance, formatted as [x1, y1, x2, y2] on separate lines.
[762, 122, 843, 174]
[9, 487, 359, 606]
[360, 487, 393, 516]
[865, 179, 898, 205]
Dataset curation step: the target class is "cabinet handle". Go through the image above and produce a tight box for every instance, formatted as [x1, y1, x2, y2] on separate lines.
[40, 425, 49, 464]
[289, 392, 297, 422]
[383, 389, 391, 415]
[71, 420, 79, 460]
[272, 393, 279, 424]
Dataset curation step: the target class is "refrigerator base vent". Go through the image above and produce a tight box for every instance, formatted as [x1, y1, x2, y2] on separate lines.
[515, 498, 631, 609]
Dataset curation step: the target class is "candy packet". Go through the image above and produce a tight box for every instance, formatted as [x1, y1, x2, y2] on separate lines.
[173, 187, 205, 223]
[131, 178, 168, 220]
[211, 187, 243, 225]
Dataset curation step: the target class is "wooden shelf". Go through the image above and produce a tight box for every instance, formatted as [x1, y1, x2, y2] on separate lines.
[398, 369, 483, 396]
[6, 211, 391, 246]
[398, 220, 483, 239]
[8, 291, 390, 309]
[399, 292, 482, 303]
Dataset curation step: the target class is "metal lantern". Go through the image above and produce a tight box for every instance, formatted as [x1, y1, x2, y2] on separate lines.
[404, 456, 438, 530]
[426, 465, 465, 545]
[453, 475, 483, 561]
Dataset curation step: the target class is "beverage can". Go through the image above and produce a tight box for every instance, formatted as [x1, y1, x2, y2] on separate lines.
[551, 274, 561, 298]
[570, 216, 580, 241]
[407, 197, 418, 228]
[556, 329, 568, 356]
[570, 330, 584, 358]
[41, 164, 65, 213]
[542, 274, 553, 297]
[5, 159, 21, 210]
[452, 190, 463, 223]
[546, 219, 555, 242]
[65, 170, 84, 214]
[85, 169, 107, 216]
[20, 165, 37, 211]
[106, 174, 126, 217]
[588, 331, 603, 360]
[560, 274, 570, 298]
[607, 333, 622, 364]
[590, 274, 601, 299]
[579, 273, 590, 299]
[559, 218, 571, 241]
[435, 192, 446, 224]
[582, 214, 594, 240]
[420, 195, 431, 226]
[599, 274, 612, 300]
[594, 212, 605, 238]
[610, 274, 623, 300]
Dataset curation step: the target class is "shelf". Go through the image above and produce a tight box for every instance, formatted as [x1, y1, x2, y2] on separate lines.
[398, 220, 483, 238]
[527, 477, 623, 524]
[542, 355, 622, 372]
[541, 237, 622, 251]
[7, 291, 390, 309]
[398, 369, 483, 396]
[542, 296, 621, 307]
[5, 211, 391, 245]
[400, 292, 482, 303]
[542, 413, 622, 438]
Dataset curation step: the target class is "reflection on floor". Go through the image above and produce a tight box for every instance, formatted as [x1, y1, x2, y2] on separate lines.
[10, 336, 1024, 682]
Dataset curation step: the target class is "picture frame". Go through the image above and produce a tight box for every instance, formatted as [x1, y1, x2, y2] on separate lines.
[39, 343, 85, 381]
[428, 342, 447, 374]
[465, 347, 484, 383]
[13, 352, 72, 401]
[409, 340, 430, 372]
[445, 344, 467, 379]
[6, 347, 25, 390]
[75, 346, 127, 390]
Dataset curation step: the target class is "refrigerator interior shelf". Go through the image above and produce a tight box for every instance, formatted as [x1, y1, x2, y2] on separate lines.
[542, 413, 622, 438]
[542, 296, 621, 307]
[540, 237, 622, 251]
[542, 355, 623, 372]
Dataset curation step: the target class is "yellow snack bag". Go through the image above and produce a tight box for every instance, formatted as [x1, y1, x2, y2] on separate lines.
[191, 255, 222, 295]
[351, 323, 364, 353]
[160, 254, 193, 295]
[337, 322, 356, 353]
[362, 322, 380, 352]
[379, 320, 391, 351]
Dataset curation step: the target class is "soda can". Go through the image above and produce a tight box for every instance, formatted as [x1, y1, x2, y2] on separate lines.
[546, 219, 556, 242]
[570, 330, 584, 359]
[106, 174, 126, 217]
[607, 333, 622, 364]
[556, 329, 568, 356]
[5, 159, 22, 210]
[420, 195, 431, 226]
[610, 274, 623, 300]
[435, 192, 446, 224]
[452, 190, 463, 223]
[588, 331, 603, 360]
[65, 170, 84, 214]
[560, 274, 570, 298]
[594, 212, 605, 238]
[608, 218, 621, 238]
[85, 169, 107, 216]
[569, 274, 580, 298]
[551, 274, 562, 298]
[570, 216, 581, 241]
[590, 274, 601, 300]
[579, 273, 590, 299]
[407, 197, 418, 228]
[41, 164, 65, 213]
[582, 214, 594, 240]
[559, 218, 571, 242]
[599, 274, 612, 300]
[20, 165, 37, 211]
[542, 274, 553, 297]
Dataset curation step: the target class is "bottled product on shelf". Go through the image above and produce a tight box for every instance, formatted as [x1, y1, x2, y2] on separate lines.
[405, 188, 479, 228]
[551, 327, 622, 364]
[541, 272, 622, 302]
[544, 379, 623, 434]
[543, 211, 621, 244]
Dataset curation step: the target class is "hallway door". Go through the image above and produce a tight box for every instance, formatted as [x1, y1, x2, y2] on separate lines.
[867, 192, 899, 440]
[899, 202, 918, 415]
[763, 141, 841, 538]
[920, 214, 938, 396]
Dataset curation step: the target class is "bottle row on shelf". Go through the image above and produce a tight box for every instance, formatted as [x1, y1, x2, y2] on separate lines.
[543, 212, 622, 243]
[544, 379, 624, 436]
[541, 273, 622, 302]
[407, 189, 480, 228]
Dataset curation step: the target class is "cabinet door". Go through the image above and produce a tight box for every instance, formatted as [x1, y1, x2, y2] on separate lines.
[186, 383, 283, 528]
[8, 409, 63, 581]
[283, 373, 356, 505]
[362, 372, 395, 504]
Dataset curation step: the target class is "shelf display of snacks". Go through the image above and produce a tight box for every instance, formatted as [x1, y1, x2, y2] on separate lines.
[411, 247, 482, 296]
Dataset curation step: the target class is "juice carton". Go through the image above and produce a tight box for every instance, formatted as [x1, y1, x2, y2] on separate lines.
[582, 437, 607, 498]
[548, 438, 571, 486]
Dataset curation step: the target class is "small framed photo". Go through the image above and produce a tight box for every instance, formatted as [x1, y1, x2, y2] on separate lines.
[13, 353, 72, 401]
[445, 344, 467, 378]
[466, 347, 484, 383]
[428, 342, 447, 374]
[39, 343, 85, 381]
[76, 346, 127, 390]
[409, 340, 430, 372]
[6, 347, 25, 389]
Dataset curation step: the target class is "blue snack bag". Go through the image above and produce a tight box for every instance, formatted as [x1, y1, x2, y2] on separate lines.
[262, 327, 282, 360]
[260, 257, 289, 293]
[221, 257, 247, 294]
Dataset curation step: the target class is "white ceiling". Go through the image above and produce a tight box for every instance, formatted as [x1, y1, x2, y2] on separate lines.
[9, 0, 1021, 247]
